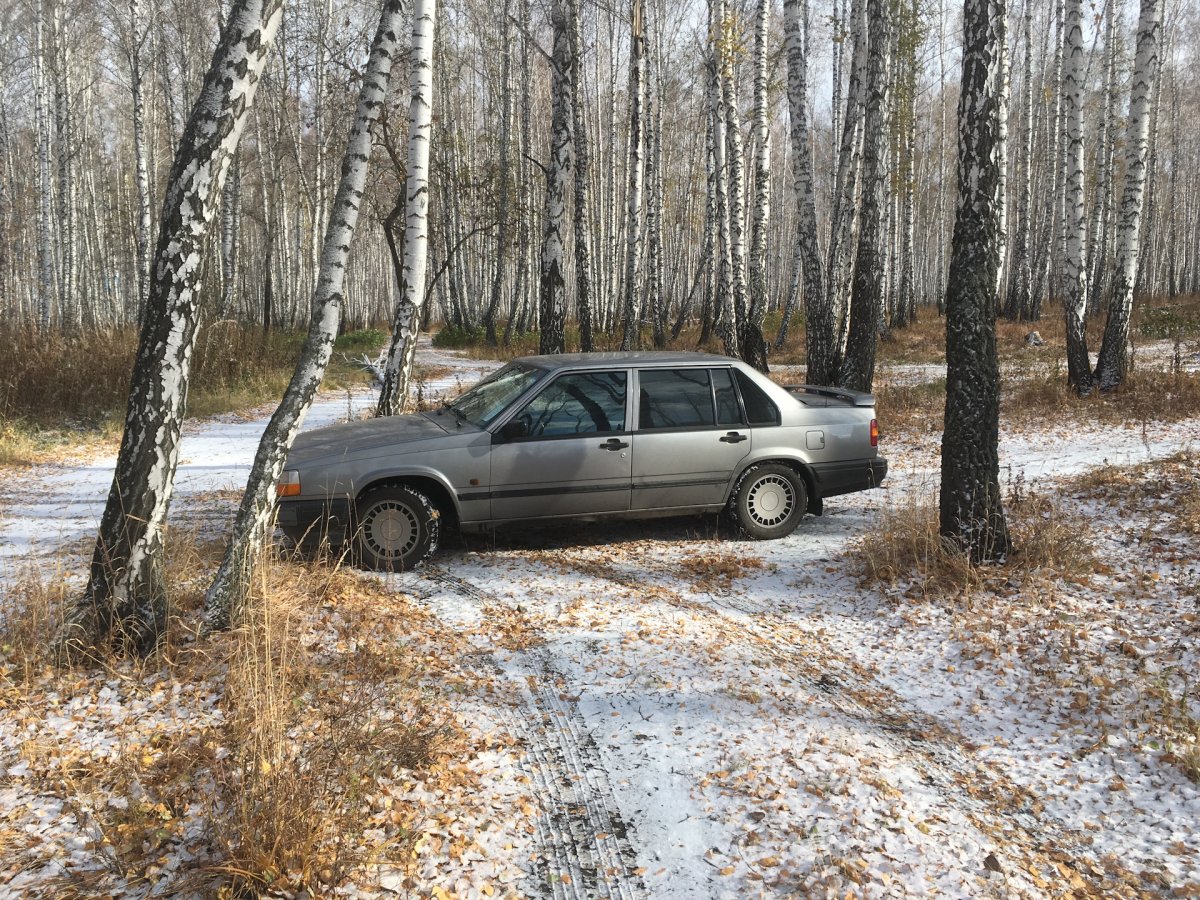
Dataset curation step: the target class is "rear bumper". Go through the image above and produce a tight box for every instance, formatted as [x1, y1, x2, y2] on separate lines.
[277, 498, 353, 547]
[809, 457, 888, 499]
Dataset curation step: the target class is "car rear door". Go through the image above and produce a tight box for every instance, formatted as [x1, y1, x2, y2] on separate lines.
[631, 366, 752, 510]
[488, 369, 632, 521]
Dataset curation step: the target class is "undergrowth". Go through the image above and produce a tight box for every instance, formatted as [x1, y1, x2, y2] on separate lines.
[0, 324, 378, 466]
[0, 535, 459, 894]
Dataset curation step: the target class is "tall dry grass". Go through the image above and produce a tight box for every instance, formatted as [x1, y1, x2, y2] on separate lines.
[0, 324, 377, 466]
[855, 482, 1095, 602]
[0, 534, 455, 895]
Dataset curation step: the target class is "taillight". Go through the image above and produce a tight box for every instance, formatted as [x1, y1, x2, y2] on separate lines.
[870, 419, 879, 447]
[276, 470, 301, 498]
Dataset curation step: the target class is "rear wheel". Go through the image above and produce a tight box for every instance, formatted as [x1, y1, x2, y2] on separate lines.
[354, 485, 440, 571]
[728, 464, 806, 539]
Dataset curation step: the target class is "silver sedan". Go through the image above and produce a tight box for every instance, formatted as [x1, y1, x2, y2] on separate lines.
[277, 351, 887, 570]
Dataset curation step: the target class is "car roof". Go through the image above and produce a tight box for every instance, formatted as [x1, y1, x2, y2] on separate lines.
[514, 350, 737, 371]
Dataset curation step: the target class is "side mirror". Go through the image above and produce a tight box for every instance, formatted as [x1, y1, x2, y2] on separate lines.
[498, 419, 529, 441]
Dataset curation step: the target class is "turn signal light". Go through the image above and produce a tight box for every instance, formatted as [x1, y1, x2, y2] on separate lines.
[870, 419, 879, 447]
[277, 470, 301, 497]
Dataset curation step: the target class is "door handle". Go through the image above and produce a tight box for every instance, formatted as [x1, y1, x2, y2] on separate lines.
[720, 432, 748, 443]
[599, 438, 629, 451]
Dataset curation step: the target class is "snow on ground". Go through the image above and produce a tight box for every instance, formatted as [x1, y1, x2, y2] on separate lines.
[1, 337, 1198, 897]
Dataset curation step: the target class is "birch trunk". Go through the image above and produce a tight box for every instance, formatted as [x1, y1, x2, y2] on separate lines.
[1061, 0, 1091, 394]
[941, 0, 1011, 563]
[54, 0, 77, 328]
[840, 0, 890, 393]
[570, 0, 594, 352]
[619, 0, 645, 351]
[483, 0, 512, 345]
[129, 0, 152, 323]
[743, 0, 771, 370]
[59, 0, 284, 658]
[1095, 0, 1162, 390]
[825, 0, 868, 379]
[35, 0, 55, 329]
[1004, 2, 1034, 321]
[720, 6, 747, 359]
[377, 0, 438, 415]
[782, 0, 828, 373]
[205, 0, 405, 628]
[536, 0, 573, 356]
[1087, 0, 1119, 315]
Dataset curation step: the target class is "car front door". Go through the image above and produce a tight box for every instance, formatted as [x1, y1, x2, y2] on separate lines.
[631, 367, 752, 510]
[489, 369, 632, 521]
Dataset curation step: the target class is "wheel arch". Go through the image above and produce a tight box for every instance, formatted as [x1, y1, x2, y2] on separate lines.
[354, 471, 460, 529]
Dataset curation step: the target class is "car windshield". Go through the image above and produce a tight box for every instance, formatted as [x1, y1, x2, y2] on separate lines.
[448, 362, 545, 427]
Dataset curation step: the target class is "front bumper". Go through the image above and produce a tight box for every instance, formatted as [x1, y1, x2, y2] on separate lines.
[809, 457, 888, 499]
[277, 498, 353, 547]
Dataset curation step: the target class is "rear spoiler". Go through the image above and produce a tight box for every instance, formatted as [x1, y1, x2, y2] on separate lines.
[783, 384, 876, 407]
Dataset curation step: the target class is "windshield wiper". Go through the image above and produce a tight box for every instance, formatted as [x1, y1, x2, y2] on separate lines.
[440, 398, 468, 427]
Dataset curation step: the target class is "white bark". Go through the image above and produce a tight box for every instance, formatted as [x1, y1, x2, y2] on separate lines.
[129, 0, 152, 322]
[1061, 0, 1091, 393]
[62, 0, 285, 656]
[1096, 0, 1162, 390]
[619, 0, 645, 350]
[378, 0, 438, 416]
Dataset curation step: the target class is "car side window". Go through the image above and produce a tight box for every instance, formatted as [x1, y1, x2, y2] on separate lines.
[639, 369, 718, 429]
[734, 369, 780, 426]
[713, 368, 742, 425]
[518, 371, 627, 437]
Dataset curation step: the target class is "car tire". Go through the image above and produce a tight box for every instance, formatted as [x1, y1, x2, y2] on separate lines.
[354, 484, 440, 571]
[728, 464, 806, 540]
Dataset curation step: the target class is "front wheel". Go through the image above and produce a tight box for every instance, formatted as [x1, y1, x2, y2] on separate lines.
[354, 485, 440, 571]
[728, 464, 807, 540]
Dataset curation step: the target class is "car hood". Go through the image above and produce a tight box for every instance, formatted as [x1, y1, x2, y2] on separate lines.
[288, 411, 462, 465]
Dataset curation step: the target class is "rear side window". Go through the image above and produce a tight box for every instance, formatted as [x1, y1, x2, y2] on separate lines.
[639, 369, 716, 429]
[734, 369, 780, 426]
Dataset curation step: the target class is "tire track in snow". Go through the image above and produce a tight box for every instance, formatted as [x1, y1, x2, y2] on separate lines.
[561, 551, 1149, 898]
[392, 565, 647, 900]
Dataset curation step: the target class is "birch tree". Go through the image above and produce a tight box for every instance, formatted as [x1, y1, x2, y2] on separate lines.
[205, 0, 405, 629]
[1061, 0, 1091, 394]
[378, 0, 438, 416]
[1095, 0, 1162, 391]
[743, 0, 771, 371]
[58, 0, 284, 657]
[535, 0, 574, 356]
[941, 0, 1011, 564]
[619, 0, 645, 351]
[782, 0, 827, 372]
[840, 0, 890, 393]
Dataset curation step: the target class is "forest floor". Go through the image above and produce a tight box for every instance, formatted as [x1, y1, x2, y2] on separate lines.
[0, 335, 1198, 898]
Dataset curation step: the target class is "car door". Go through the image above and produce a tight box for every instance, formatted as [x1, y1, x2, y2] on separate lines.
[631, 366, 752, 510]
[488, 369, 632, 521]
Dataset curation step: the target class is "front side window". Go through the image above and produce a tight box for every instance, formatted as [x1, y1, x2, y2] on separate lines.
[517, 371, 627, 437]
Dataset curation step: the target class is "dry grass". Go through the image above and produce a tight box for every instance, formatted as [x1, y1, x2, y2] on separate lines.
[854, 485, 1095, 602]
[0, 535, 459, 895]
[0, 324, 377, 466]
[206, 556, 453, 894]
